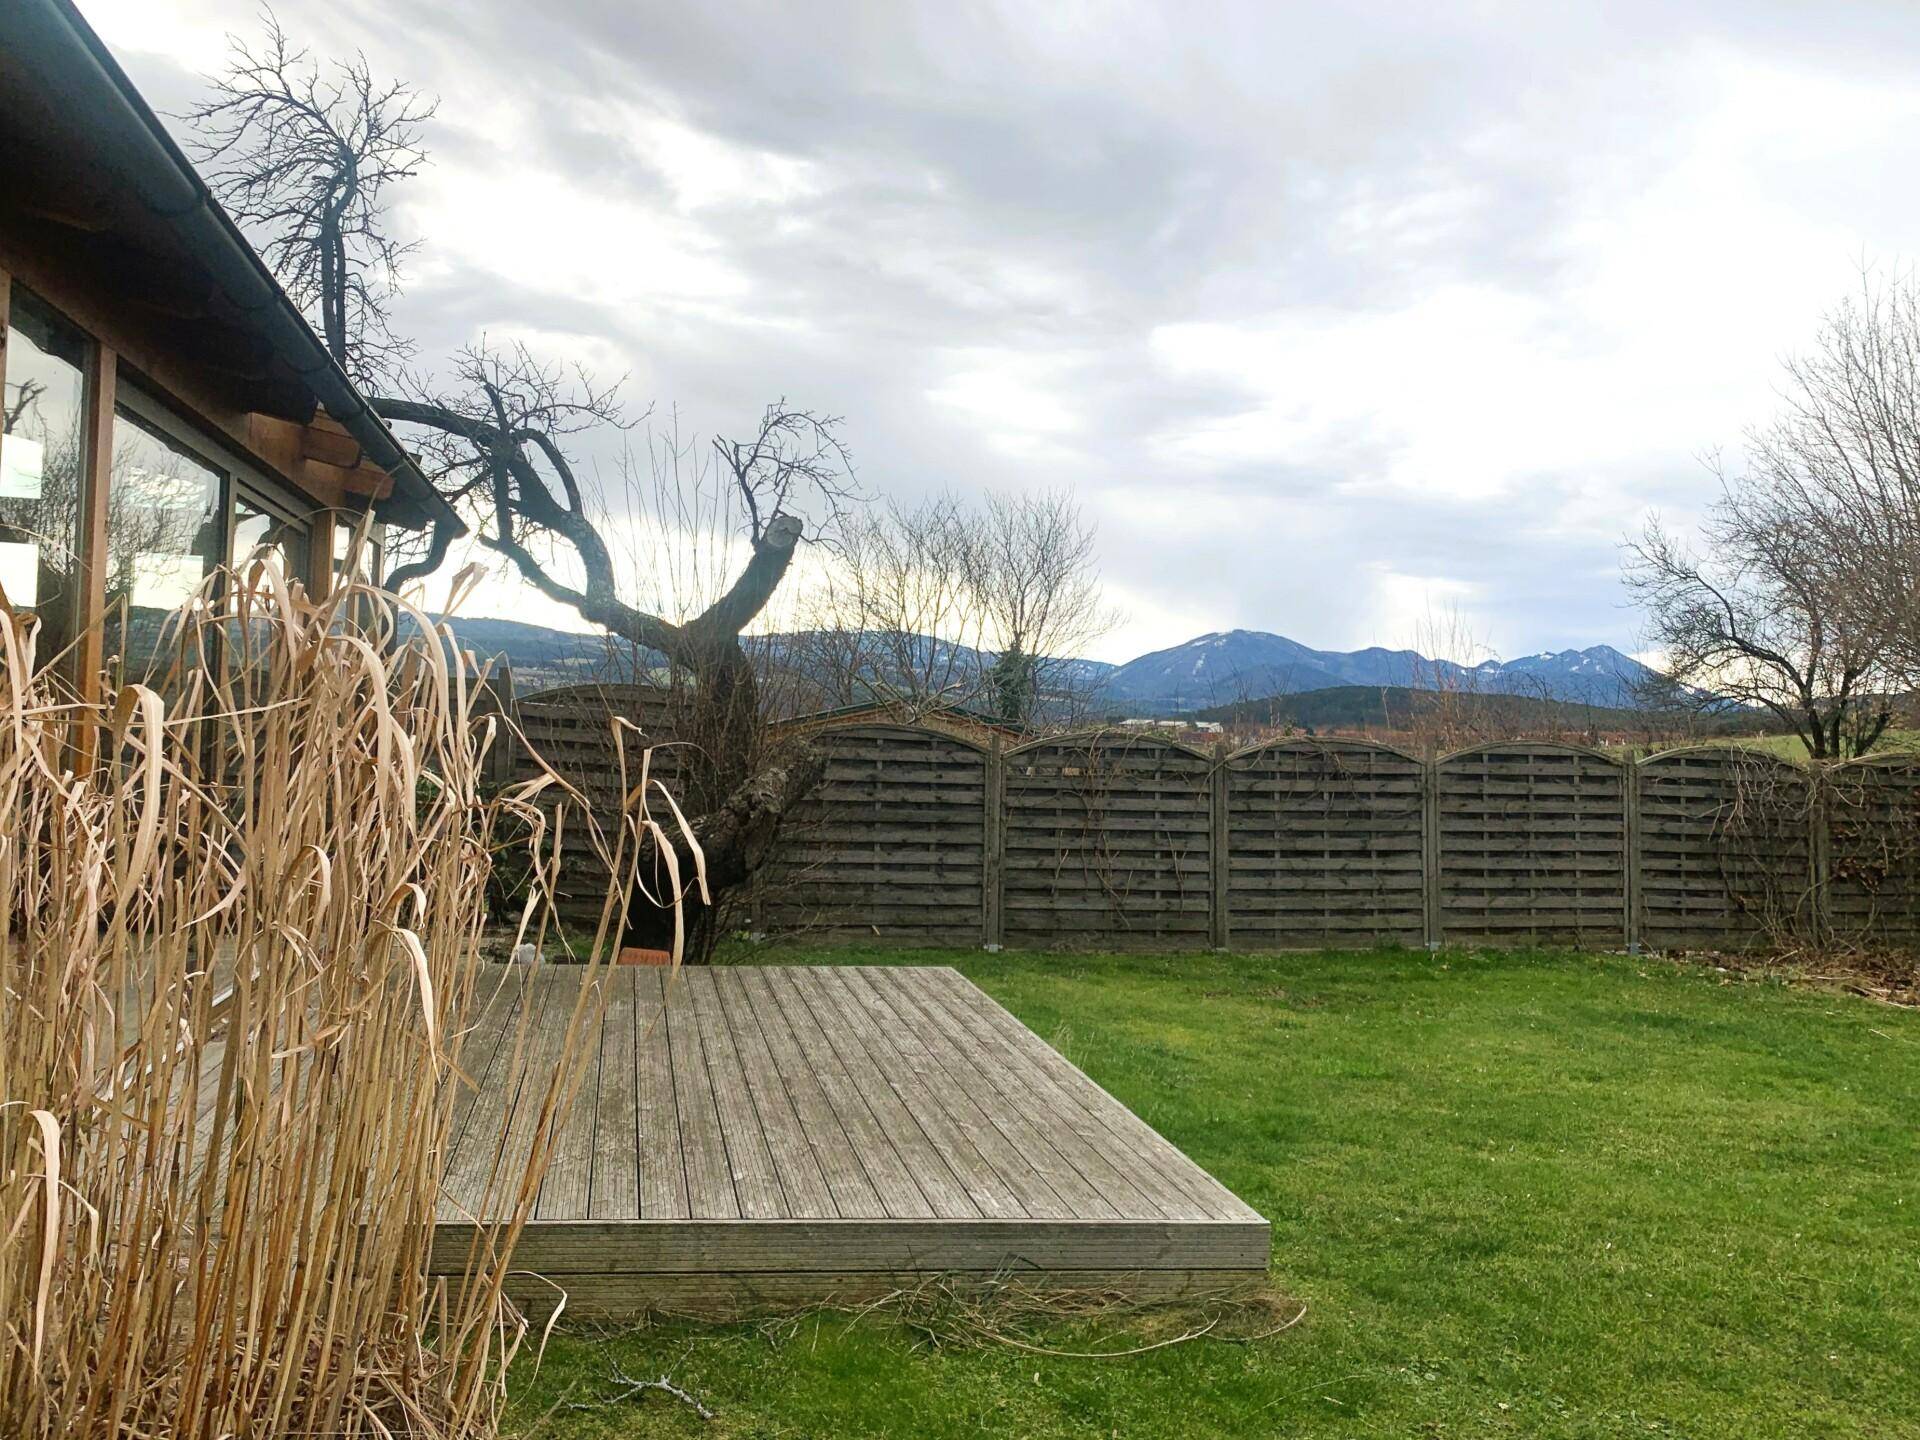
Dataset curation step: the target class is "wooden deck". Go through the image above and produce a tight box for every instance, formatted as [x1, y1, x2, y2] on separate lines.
[430, 965, 1269, 1316]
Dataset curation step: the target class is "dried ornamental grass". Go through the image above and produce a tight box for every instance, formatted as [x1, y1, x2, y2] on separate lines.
[0, 556, 679, 1438]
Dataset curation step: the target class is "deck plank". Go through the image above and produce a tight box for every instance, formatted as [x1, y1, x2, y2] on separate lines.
[446, 969, 526, 1163]
[537, 972, 608, 1221]
[435, 1218, 1271, 1274]
[887, 967, 1209, 1220]
[817, 966, 1070, 1220]
[714, 967, 838, 1219]
[777, 968, 981, 1220]
[756, 967, 937, 1219]
[440, 969, 553, 1221]
[918, 968, 1230, 1220]
[731, 968, 884, 1219]
[926, 969, 1262, 1222]
[841, 966, 1140, 1221]
[487, 969, 580, 1220]
[683, 968, 787, 1219]
[588, 968, 640, 1220]
[663, 967, 740, 1219]
[634, 970, 690, 1219]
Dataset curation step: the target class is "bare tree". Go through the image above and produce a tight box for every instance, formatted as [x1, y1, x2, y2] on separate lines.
[1625, 486, 1895, 760]
[1736, 268, 1920, 681]
[186, 14, 433, 388]
[795, 487, 1117, 729]
[1620, 269, 1920, 761]
[968, 488, 1117, 727]
[1399, 604, 1497, 755]
[794, 494, 990, 714]
[187, 15, 857, 955]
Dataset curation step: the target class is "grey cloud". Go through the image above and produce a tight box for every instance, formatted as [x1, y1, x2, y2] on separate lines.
[102, 0, 1920, 658]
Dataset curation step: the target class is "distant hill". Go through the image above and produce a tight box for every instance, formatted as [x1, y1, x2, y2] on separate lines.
[1190, 686, 1652, 735]
[1104, 629, 1657, 712]
[430, 617, 1115, 710]
[428, 614, 1660, 712]
[426, 615, 617, 687]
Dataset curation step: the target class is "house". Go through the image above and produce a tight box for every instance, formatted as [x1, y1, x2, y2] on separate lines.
[0, 0, 458, 706]
[1117, 716, 1225, 737]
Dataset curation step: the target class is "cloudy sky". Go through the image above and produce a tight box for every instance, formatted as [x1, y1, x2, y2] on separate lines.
[81, 0, 1920, 663]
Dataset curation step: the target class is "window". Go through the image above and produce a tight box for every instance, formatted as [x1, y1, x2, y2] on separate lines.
[231, 492, 310, 588]
[0, 288, 91, 668]
[106, 404, 224, 677]
[332, 516, 382, 590]
[107, 382, 322, 679]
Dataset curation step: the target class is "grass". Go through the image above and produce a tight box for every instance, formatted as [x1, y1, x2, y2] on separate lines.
[505, 944, 1920, 1439]
[1725, 729, 1920, 762]
[1601, 729, 1920, 762]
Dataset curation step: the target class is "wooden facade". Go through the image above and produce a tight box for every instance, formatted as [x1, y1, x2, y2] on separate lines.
[0, 0, 453, 715]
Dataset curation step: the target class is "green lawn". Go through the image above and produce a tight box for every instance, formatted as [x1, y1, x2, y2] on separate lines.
[505, 945, 1920, 1439]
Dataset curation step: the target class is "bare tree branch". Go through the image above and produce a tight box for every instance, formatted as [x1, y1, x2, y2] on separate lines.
[184, 10, 434, 388]
[186, 13, 864, 959]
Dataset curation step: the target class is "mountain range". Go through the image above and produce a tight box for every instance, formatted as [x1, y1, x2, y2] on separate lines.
[432, 615, 1660, 713]
[1097, 629, 1656, 712]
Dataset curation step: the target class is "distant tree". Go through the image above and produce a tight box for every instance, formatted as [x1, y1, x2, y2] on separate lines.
[987, 642, 1037, 726]
[1734, 269, 1920, 682]
[1621, 269, 1920, 761]
[797, 487, 1115, 729]
[187, 13, 858, 955]
[1625, 487, 1895, 761]
[795, 493, 987, 712]
[969, 488, 1116, 725]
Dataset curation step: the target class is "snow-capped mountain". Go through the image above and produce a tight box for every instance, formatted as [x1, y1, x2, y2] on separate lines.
[1101, 630, 1655, 713]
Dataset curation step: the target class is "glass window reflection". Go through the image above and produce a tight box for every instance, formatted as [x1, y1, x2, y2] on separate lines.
[105, 405, 225, 677]
[1, 289, 90, 669]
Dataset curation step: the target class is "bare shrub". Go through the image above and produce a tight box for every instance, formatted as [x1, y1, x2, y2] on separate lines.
[0, 555, 675, 1437]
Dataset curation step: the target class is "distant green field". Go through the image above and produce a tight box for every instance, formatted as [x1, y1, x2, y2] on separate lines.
[507, 945, 1920, 1439]
[1612, 729, 1920, 763]
[1727, 729, 1920, 762]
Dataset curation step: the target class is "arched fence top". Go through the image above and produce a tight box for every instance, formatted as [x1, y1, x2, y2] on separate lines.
[1005, 728, 1217, 763]
[795, 720, 992, 756]
[1227, 735, 1425, 767]
[1830, 749, 1920, 775]
[1436, 738, 1626, 768]
[517, 681, 669, 709]
[1637, 742, 1811, 774]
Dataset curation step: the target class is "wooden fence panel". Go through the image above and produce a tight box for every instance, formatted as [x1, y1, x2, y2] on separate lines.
[1436, 743, 1628, 948]
[1226, 739, 1426, 949]
[510, 683, 676, 931]
[492, 674, 1920, 956]
[1828, 756, 1920, 946]
[760, 725, 988, 945]
[1002, 734, 1213, 948]
[1637, 748, 1814, 950]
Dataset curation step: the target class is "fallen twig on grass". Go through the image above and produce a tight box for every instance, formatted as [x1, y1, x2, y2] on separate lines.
[747, 1270, 1305, 1361]
[565, 1352, 715, 1422]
